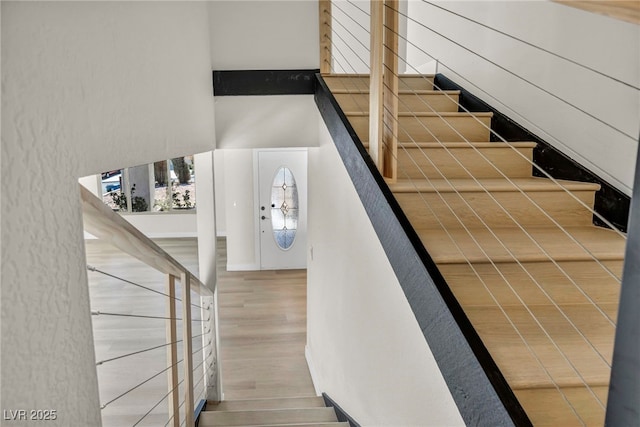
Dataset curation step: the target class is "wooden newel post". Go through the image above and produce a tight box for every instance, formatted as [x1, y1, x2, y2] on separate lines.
[320, 0, 332, 74]
[370, 0, 399, 180]
[369, 0, 385, 172]
[383, 0, 399, 181]
[181, 272, 194, 426]
[165, 275, 180, 427]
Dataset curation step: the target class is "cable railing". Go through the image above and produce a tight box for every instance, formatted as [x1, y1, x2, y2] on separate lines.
[82, 185, 217, 427]
[320, 1, 637, 425]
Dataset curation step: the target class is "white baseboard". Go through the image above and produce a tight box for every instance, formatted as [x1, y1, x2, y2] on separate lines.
[305, 345, 322, 397]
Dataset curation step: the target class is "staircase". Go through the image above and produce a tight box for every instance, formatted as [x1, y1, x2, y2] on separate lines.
[199, 397, 348, 427]
[323, 73, 626, 426]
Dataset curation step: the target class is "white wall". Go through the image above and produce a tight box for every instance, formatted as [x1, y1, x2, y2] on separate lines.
[222, 149, 258, 270]
[121, 213, 198, 238]
[214, 150, 227, 236]
[194, 151, 218, 291]
[215, 97, 321, 270]
[331, 0, 371, 73]
[305, 120, 464, 426]
[215, 96, 320, 149]
[209, 1, 319, 70]
[405, 1, 639, 195]
[1, 2, 214, 424]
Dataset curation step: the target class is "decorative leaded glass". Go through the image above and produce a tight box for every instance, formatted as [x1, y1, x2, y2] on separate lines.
[271, 167, 299, 250]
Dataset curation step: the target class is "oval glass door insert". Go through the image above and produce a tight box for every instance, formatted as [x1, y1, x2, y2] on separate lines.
[271, 167, 299, 250]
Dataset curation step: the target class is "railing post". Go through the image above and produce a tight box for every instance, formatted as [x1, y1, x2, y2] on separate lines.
[181, 272, 195, 426]
[370, 0, 385, 173]
[166, 275, 180, 427]
[383, 0, 398, 182]
[319, 0, 332, 74]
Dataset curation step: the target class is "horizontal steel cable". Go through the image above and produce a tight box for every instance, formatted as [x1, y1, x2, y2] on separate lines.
[379, 92, 612, 409]
[100, 358, 184, 409]
[332, 7, 630, 237]
[87, 265, 178, 301]
[379, 23, 636, 210]
[96, 339, 183, 366]
[346, 0, 370, 17]
[328, 48, 587, 423]
[91, 311, 181, 321]
[420, 0, 640, 91]
[133, 379, 184, 427]
[91, 310, 207, 322]
[164, 398, 186, 427]
[87, 265, 208, 310]
[332, 3, 628, 238]
[330, 12, 608, 418]
[338, 6, 629, 262]
[378, 38, 626, 286]
[330, 12, 623, 294]
[386, 3, 637, 141]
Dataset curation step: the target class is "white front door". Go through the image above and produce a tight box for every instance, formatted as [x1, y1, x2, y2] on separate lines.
[256, 149, 307, 270]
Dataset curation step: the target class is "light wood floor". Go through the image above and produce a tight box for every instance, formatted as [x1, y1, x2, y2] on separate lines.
[216, 238, 316, 401]
[86, 236, 315, 426]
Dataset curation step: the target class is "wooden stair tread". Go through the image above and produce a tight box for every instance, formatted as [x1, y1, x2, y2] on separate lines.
[323, 74, 435, 91]
[417, 226, 625, 264]
[346, 111, 493, 117]
[400, 141, 536, 149]
[515, 386, 607, 426]
[361, 141, 537, 149]
[321, 73, 434, 78]
[331, 89, 459, 95]
[207, 397, 326, 411]
[464, 303, 614, 389]
[389, 177, 601, 193]
[440, 260, 622, 309]
[199, 407, 337, 426]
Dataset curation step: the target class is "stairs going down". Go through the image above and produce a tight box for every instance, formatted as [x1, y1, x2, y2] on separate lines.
[323, 73, 626, 426]
[199, 397, 348, 427]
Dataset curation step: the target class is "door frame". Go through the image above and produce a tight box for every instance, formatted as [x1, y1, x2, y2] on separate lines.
[253, 148, 308, 270]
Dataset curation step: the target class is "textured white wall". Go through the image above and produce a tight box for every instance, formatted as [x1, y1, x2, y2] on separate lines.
[305, 121, 464, 426]
[1, 2, 214, 424]
[406, 1, 639, 195]
[209, 0, 319, 70]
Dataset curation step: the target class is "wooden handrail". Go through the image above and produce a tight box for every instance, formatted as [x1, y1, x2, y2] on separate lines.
[369, 0, 385, 173]
[554, 1, 640, 25]
[80, 185, 210, 295]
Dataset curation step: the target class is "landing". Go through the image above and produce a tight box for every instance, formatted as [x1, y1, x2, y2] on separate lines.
[216, 238, 316, 400]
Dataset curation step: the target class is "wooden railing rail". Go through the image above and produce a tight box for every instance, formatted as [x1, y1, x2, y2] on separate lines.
[81, 185, 209, 294]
